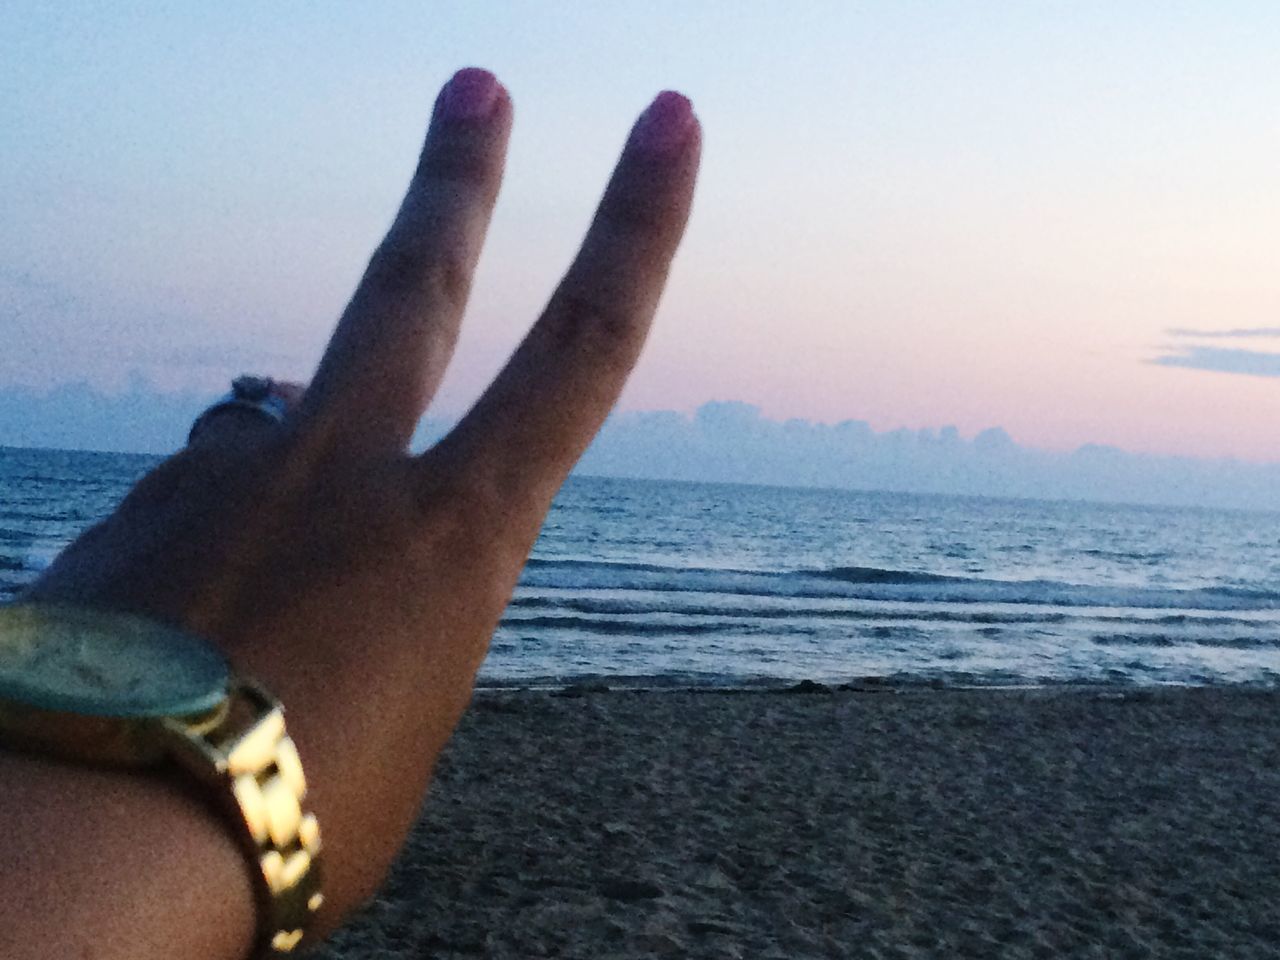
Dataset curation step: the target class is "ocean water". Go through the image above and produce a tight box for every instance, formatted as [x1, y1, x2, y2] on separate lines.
[4, 446, 1280, 688]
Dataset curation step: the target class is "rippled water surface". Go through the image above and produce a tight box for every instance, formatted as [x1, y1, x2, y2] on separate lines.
[5, 447, 1280, 687]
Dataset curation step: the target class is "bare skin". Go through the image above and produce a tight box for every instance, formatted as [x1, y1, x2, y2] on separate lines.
[0, 68, 701, 959]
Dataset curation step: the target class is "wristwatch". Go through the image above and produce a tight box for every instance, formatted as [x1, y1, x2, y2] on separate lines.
[0, 602, 323, 955]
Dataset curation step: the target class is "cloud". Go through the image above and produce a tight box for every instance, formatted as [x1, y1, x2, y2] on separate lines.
[0, 377, 215, 454]
[1150, 345, 1280, 378]
[7, 384, 1280, 511]
[578, 404, 1280, 511]
[1167, 326, 1280, 339]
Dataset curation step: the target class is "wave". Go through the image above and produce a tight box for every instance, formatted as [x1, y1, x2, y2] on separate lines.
[7, 474, 115, 487]
[502, 615, 775, 636]
[521, 557, 1280, 612]
[809, 565, 959, 585]
[0, 510, 81, 523]
[1092, 633, 1280, 651]
[508, 595, 1277, 631]
[507, 595, 1078, 624]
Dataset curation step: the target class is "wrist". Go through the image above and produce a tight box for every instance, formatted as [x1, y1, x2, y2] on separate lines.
[0, 749, 256, 960]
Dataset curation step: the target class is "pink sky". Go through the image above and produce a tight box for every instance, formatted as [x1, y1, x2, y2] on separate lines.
[4, 3, 1280, 463]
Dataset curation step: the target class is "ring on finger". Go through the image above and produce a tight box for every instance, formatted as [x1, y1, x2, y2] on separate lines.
[188, 375, 290, 445]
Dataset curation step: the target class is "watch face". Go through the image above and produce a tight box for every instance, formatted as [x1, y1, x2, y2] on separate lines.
[0, 604, 229, 718]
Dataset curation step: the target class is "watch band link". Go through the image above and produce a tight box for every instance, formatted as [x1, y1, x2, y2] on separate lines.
[164, 679, 323, 955]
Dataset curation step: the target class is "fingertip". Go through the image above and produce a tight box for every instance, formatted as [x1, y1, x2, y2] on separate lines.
[629, 90, 698, 156]
[596, 91, 700, 242]
[413, 67, 513, 187]
[433, 67, 511, 124]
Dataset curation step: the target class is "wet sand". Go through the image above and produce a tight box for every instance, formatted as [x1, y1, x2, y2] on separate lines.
[317, 686, 1280, 959]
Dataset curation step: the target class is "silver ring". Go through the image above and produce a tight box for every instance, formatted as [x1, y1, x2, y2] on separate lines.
[188, 375, 289, 444]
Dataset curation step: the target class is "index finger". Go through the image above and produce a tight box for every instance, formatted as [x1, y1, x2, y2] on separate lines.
[425, 91, 701, 512]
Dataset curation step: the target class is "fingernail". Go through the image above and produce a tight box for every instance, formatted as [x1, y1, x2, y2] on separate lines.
[438, 67, 500, 121]
[630, 91, 694, 154]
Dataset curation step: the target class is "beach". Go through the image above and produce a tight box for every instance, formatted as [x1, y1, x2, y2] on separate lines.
[317, 685, 1280, 959]
[9, 452, 1280, 959]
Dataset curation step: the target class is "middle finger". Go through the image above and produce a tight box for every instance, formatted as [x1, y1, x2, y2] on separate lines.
[300, 68, 513, 456]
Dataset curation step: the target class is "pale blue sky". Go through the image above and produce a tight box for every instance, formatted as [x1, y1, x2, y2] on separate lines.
[4, 2, 1280, 459]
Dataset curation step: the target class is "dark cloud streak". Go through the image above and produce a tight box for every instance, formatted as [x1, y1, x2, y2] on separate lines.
[1151, 346, 1280, 379]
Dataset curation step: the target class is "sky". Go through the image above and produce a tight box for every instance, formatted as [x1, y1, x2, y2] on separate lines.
[4, 2, 1280, 467]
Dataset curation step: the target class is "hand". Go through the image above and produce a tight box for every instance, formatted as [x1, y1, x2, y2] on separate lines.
[18, 68, 700, 955]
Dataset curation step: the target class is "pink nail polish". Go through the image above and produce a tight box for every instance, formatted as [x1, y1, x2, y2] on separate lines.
[631, 91, 694, 154]
[438, 67, 500, 121]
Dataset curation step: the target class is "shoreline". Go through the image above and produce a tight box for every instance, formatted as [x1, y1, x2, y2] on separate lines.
[472, 675, 1280, 695]
[320, 685, 1280, 959]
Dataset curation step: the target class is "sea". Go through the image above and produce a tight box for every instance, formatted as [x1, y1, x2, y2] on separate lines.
[4, 446, 1280, 689]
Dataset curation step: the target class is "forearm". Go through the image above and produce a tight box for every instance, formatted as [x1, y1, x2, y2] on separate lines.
[0, 750, 256, 960]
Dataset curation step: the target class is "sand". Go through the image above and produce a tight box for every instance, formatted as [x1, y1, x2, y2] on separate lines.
[315, 686, 1280, 959]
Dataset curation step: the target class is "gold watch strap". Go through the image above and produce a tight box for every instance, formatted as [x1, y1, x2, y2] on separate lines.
[163, 679, 323, 955]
